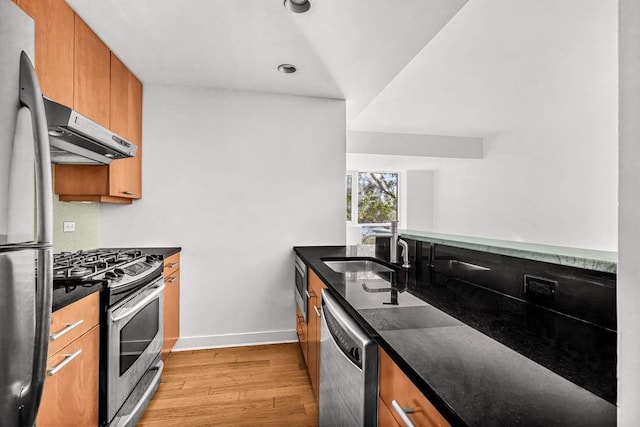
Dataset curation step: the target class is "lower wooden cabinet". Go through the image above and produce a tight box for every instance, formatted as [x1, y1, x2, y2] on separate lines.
[379, 348, 450, 427]
[307, 269, 327, 399]
[162, 252, 181, 359]
[379, 397, 401, 427]
[296, 306, 308, 363]
[37, 325, 100, 426]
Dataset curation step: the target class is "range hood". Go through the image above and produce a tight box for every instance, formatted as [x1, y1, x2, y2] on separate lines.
[43, 97, 137, 165]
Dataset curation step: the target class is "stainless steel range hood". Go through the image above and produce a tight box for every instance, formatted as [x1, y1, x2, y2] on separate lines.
[43, 97, 137, 165]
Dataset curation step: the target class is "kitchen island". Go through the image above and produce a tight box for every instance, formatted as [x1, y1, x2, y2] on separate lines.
[294, 244, 616, 426]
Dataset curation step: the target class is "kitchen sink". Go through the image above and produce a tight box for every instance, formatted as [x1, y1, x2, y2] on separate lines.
[323, 259, 394, 274]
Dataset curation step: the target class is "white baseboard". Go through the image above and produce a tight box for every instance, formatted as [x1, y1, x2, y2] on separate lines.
[172, 329, 298, 351]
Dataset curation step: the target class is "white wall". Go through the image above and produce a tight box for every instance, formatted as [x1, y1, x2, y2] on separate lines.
[432, 109, 617, 251]
[100, 85, 346, 348]
[406, 171, 434, 231]
[618, 0, 640, 423]
[427, 0, 618, 251]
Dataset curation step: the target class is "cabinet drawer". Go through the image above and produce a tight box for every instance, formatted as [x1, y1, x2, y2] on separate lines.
[37, 325, 100, 426]
[379, 396, 401, 427]
[48, 292, 99, 357]
[163, 252, 180, 277]
[379, 349, 450, 427]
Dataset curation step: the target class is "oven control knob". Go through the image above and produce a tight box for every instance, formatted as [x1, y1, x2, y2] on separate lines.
[105, 271, 119, 280]
[114, 268, 125, 277]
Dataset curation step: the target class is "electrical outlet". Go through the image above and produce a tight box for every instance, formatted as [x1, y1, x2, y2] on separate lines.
[63, 221, 75, 233]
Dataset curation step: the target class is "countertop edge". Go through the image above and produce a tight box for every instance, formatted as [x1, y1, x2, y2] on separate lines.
[400, 231, 617, 274]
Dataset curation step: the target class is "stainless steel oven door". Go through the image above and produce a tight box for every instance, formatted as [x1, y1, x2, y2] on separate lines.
[107, 276, 164, 423]
[295, 256, 307, 323]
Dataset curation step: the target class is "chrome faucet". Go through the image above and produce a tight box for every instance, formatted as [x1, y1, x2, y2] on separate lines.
[397, 239, 410, 269]
[388, 220, 410, 269]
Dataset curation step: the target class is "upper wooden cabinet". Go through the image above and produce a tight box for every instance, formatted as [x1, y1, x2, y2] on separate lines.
[54, 42, 143, 203]
[73, 15, 110, 128]
[108, 53, 143, 199]
[17, 0, 74, 107]
[17, 0, 145, 204]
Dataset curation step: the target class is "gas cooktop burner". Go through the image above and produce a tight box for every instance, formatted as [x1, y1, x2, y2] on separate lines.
[52, 249, 161, 287]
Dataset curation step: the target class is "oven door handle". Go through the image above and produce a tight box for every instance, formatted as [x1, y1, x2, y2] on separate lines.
[111, 284, 165, 323]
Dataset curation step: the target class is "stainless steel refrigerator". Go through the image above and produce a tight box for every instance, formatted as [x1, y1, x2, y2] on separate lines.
[0, 1, 54, 426]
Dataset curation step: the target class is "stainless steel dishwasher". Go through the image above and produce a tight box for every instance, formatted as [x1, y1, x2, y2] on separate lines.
[319, 289, 378, 427]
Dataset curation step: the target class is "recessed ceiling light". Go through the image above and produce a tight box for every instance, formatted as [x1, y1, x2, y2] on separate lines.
[284, 0, 310, 14]
[278, 64, 297, 74]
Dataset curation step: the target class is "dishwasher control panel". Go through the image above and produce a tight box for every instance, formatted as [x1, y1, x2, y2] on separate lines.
[323, 301, 363, 368]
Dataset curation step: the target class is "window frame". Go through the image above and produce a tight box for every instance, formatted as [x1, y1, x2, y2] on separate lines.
[346, 170, 401, 227]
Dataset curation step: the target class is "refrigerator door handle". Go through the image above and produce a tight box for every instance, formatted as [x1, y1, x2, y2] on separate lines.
[17, 52, 53, 427]
[18, 51, 53, 245]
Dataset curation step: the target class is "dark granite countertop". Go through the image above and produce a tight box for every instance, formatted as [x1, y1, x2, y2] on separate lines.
[294, 245, 616, 427]
[52, 281, 104, 312]
[52, 247, 182, 312]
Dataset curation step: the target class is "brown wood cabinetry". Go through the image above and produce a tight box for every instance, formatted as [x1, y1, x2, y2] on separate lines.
[379, 348, 450, 427]
[108, 53, 143, 200]
[54, 53, 143, 203]
[73, 15, 110, 128]
[296, 306, 308, 364]
[17, 0, 145, 204]
[37, 297, 100, 426]
[17, 0, 74, 107]
[379, 397, 401, 427]
[47, 292, 99, 357]
[307, 269, 327, 398]
[162, 252, 181, 359]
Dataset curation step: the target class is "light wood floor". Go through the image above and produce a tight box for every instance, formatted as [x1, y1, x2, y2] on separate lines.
[138, 343, 318, 426]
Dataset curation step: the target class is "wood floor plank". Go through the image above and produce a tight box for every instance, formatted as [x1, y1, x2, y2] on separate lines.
[139, 343, 318, 426]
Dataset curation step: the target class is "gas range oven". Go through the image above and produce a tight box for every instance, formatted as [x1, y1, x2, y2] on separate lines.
[53, 249, 165, 427]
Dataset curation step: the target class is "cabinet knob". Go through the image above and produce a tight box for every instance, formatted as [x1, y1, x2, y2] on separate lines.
[122, 191, 137, 195]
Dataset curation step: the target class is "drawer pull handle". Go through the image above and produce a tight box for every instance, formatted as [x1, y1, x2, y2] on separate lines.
[47, 350, 82, 376]
[305, 290, 312, 299]
[49, 319, 84, 341]
[123, 191, 137, 195]
[391, 400, 416, 427]
[166, 277, 177, 283]
[314, 305, 321, 318]
[166, 262, 179, 268]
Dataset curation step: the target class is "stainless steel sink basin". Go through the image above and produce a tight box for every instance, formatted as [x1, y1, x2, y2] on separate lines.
[323, 260, 394, 274]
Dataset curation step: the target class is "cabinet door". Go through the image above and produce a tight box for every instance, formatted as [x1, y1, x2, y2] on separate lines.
[17, 0, 74, 107]
[379, 397, 401, 427]
[109, 54, 142, 199]
[296, 306, 308, 364]
[74, 15, 110, 128]
[162, 270, 180, 359]
[379, 349, 450, 427]
[36, 325, 100, 427]
[307, 269, 327, 398]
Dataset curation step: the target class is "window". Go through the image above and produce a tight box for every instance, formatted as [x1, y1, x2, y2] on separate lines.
[346, 172, 399, 244]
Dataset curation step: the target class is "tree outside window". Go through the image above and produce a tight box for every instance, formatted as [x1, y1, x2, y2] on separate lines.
[357, 172, 398, 223]
[346, 171, 399, 244]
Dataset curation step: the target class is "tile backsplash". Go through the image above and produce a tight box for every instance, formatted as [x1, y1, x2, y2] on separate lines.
[52, 194, 100, 252]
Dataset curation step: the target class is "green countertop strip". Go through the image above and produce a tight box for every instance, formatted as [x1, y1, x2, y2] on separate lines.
[400, 230, 618, 274]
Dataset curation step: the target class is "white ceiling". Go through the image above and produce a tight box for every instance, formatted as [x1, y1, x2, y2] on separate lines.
[66, 0, 343, 98]
[350, 0, 617, 137]
[66, 0, 615, 143]
[65, 0, 466, 117]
